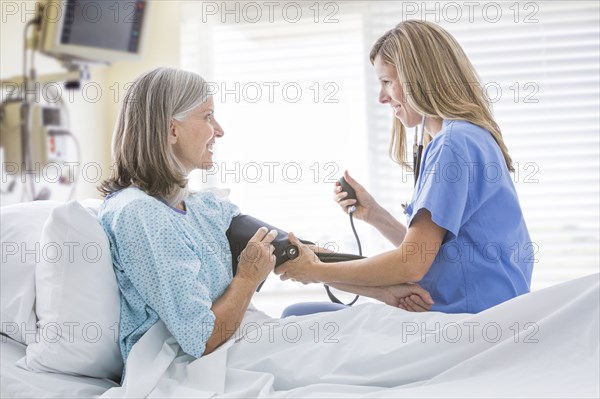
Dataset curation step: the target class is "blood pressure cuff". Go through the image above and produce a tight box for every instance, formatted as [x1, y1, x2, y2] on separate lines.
[226, 214, 364, 292]
[226, 214, 308, 278]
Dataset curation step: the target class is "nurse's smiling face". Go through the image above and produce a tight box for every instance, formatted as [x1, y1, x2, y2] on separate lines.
[374, 54, 422, 128]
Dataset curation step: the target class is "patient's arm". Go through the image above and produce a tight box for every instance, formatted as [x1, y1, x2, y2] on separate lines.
[204, 228, 277, 355]
[204, 276, 259, 354]
[328, 282, 434, 312]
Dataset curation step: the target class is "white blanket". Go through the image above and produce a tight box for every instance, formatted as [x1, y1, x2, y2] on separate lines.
[101, 274, 600, 398]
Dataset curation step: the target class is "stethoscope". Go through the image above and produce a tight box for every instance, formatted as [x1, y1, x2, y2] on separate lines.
[413, 114, 426, 186]
[401, 114, 426, 214]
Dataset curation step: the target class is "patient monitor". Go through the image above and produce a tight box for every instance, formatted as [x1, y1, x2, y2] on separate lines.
[39, 0, 148, 64]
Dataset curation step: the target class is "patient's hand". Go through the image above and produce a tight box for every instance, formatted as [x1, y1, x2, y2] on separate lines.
[376, 283, 434, 312]
[237, 227, 278, 286]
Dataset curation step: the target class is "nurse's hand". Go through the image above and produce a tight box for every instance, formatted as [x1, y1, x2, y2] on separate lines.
[334, 171, 381, 224]
[376, 283, 434, 312]
[275, 232, 322, 284]
[237, 227, 277, 286]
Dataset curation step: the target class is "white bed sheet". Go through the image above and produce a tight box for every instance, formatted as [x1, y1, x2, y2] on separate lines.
[102, 273, 600, 398]
[1, 337, 118, 398]
[3, 274, 598, 398]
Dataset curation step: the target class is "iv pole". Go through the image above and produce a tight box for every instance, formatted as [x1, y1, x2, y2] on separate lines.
[1, 4, 86, 201]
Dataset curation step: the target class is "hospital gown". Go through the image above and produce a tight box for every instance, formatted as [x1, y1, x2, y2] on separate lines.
[404, 119, 534, 313]
[98, 187, 240, 369]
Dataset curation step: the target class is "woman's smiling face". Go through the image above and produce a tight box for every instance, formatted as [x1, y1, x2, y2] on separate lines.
[170, 96, 224, 171]
[374, 54, 422, 128]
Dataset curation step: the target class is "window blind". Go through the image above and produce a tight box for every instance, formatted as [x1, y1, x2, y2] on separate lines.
[181, 2, 374, 313]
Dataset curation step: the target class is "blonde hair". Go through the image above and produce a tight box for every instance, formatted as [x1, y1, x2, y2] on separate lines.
[98, 67, 210, 206]
[370, 20, 514, 172]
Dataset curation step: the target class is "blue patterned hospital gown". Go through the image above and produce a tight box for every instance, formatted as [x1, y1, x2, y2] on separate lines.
[98, 187, 240, 368]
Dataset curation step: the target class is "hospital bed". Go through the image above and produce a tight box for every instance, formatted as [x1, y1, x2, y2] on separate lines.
[1, 337, 118, 398]
[1, 198, 599, 398]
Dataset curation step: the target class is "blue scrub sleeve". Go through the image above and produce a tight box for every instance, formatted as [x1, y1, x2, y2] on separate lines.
[409, 143, 471, 241]
[112, 202, 216, 358]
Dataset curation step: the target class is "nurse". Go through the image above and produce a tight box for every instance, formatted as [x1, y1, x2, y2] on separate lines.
[276, 20, 534, 313]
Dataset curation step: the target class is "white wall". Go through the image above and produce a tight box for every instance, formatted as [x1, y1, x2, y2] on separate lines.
[1, 0, 181, 204]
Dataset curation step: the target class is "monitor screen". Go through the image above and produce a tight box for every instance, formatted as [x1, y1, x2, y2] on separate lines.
[60, 0, 145, 54]
[40, 0, 148, 64]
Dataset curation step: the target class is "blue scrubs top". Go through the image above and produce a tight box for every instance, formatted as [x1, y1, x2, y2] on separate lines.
[404, 120, 534, 313]
[98, 187, 240, 367]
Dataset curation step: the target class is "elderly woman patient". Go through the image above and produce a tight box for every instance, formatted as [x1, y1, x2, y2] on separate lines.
[97, 67, 431, 373]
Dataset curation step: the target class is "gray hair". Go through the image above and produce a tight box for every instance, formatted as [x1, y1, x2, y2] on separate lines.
[99, 67, 209, 206]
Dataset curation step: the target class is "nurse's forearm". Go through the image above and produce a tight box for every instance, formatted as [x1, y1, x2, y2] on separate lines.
[317, 244, 434, 286]
[317, 209, 445, 286]
[369, 207, 407, 247]
[327, 282, 382, 299]
[307, 244, 335, 254]
[203, 276, 257, 355]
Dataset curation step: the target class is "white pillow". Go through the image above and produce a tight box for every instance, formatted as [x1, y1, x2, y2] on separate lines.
[1, 200, 61, 344]
[19, 200, 123, 380]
